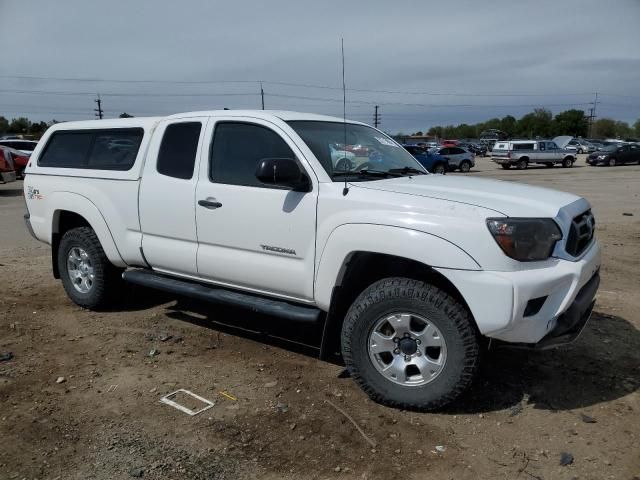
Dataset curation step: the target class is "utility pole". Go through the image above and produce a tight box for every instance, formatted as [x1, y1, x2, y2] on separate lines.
[373, 105, 381, 128]
[587, 92, 598, 137]
[94, 94, 103, 119]
[260, 82, 265, 110]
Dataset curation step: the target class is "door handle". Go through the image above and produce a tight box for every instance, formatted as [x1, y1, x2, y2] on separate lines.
[198, 199, 223, 209]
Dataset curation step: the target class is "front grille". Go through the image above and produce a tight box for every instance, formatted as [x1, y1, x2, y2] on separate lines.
[566, 210, 595, 257]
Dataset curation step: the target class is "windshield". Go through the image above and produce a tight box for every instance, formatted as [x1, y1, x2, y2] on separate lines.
[600, 144, 618, 152]
[287, 121, 426, 180]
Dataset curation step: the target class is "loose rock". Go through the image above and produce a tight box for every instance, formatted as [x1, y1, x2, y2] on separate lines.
[560, 452, 574, 466]
[0, 352, 13, 362]
[128, 467, 144, 477]
[264, 381, 278, 388]
[147, 349, 160, 357]
[580, 413, 597, 424]
[56, 376, 66, 384]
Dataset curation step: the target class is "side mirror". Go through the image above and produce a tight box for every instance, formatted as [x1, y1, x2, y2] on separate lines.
[255, 158, 310, 192]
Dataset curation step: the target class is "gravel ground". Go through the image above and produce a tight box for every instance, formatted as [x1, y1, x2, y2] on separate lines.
[1, 155, 639, 479]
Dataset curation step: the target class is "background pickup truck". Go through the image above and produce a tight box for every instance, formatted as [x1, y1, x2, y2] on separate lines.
[491, 140, 576, 169]
[24, 110, 601, 411]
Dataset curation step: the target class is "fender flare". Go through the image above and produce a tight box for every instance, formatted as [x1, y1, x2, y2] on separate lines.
[314, 223, 480, 310]
[49, 191, 126, 267]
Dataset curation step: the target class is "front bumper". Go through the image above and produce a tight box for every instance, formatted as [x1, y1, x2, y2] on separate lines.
[435, 239, 601, 345]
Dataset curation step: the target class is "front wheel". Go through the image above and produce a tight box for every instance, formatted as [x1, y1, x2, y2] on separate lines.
[562, 157, 574, 168]
[58, 227, 122, 309]
[608, 157, 617, 167]
[459, 160, 472, 173]
[432, 163, 446, 175]
[341, 278, 480, 411]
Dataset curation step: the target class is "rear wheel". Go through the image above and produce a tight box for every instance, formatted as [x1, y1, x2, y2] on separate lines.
[516, 158, 528, 170]
[58, 227, 122, 309]
[341, 278, 480, 411]
[562, 157, 574, 168]
[432, 163, 446, 175]
[459, 160, 472, 173]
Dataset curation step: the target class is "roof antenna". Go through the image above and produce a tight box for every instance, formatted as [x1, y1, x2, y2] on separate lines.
[341, 38, 349, 196]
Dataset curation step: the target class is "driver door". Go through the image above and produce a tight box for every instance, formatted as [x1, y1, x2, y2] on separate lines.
[194, 118, 318, 302]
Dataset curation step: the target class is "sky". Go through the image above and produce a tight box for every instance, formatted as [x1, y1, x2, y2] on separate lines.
[1, 0, 639, 133]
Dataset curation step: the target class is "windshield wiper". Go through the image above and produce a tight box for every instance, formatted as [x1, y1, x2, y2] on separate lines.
[332, 169, 402, 179]
[388, 167, 427, 176]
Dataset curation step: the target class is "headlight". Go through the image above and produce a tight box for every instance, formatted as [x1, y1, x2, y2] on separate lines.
[486, 218, 562, 261]
[597, 155, 607, 159]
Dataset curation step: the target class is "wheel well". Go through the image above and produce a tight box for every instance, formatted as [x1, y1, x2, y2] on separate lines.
[51, 210, 91, 279]
[319, 252, 475, 361]
[518, 156, 529, 162]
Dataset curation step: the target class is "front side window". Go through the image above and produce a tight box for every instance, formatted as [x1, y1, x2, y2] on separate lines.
[287, 121, 424, 181]
[157, 122, 202, 180]
[210, 122, 295, 187]
[539, 142, 546, 151]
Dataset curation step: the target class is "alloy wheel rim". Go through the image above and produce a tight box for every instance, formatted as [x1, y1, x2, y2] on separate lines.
[66, 247, 95, 293]
[368, 312, 447, 386]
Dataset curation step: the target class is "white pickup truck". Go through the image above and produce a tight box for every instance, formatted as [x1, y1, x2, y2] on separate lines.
[23, 111, 601, 410]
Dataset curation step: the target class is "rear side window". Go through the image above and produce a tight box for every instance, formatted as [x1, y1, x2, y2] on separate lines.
[512, 143, 535, 151]
[156, 122, 202, 180]
[210, 122, 295, 187]
[38, 129, 143, 170]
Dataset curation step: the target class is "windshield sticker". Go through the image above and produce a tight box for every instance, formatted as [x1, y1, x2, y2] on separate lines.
[374, 136, 398, 147]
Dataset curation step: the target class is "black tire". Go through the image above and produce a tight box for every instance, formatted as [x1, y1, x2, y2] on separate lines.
[608, 157, 617, 167]
[432, 162, 446, 175]
[501, 164, 511, 170]
[562, 157, 574, 168]
[516, 158, 528, 170]
[57, 227, 122, 309]
[341, 278, 480, 411]
[459, 160, 472, 173]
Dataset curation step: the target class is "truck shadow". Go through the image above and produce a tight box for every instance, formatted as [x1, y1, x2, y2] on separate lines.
[118, 287, 639, 413]
[446, 312, 640, 414]
[0, 187, 24, 197]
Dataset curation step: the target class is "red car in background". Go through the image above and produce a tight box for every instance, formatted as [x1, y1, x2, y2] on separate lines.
[0, 146, 18, 183]
[441, 139, 459, 147]
[0, 145, 28, 180]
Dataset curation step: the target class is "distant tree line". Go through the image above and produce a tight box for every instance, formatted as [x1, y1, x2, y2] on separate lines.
[0, 116, 56, 138]
[411, 109, 640, 140]
[0, 113, 135, 138]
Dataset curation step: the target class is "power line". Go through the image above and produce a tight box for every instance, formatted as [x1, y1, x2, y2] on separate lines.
[0, 73, 618, 97]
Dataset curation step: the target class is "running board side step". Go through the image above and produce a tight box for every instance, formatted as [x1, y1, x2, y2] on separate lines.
[122, 269, 322, 324]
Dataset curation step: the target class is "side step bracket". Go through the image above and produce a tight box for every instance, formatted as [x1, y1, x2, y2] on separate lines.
[122, 269, 322, 324]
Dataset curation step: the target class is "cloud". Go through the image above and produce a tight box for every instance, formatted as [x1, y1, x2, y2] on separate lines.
[0, 0, 638, 131]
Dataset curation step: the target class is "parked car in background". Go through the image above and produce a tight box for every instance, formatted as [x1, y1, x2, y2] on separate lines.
[441, 139, 459, 147]
[0, 146, 18, 183]
[0, 139, 38, 156]
[492, 140, 575, 169]
[437, 146, 475, 172]
[330, 144, 357, 170]
[587, 143, 640, 166]
[460, 142, 487, 157]
[563, 139, 596, 154]
[403, 145, 448, 174]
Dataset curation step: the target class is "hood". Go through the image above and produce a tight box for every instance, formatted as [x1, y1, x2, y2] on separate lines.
[553, 136, 573, 149]
[352, 174, 583, 218]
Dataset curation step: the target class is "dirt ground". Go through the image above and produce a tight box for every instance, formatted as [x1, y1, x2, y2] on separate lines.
[1, 156, 639, 480]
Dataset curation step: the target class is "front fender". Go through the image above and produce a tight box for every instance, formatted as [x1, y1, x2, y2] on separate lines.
[314, 223, 480, 310]
[48, 192, 126, 267]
